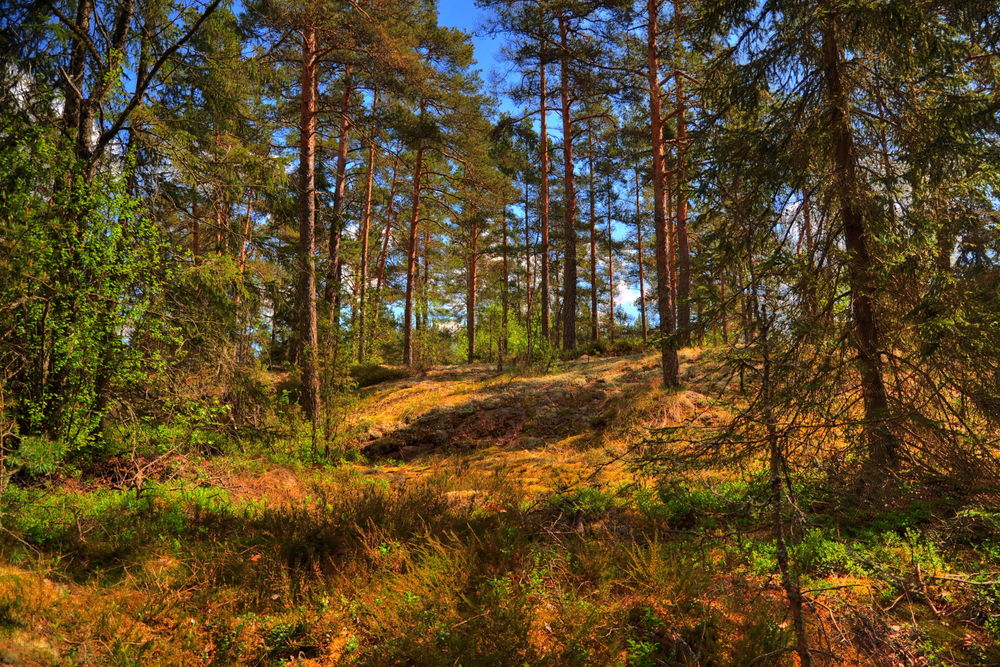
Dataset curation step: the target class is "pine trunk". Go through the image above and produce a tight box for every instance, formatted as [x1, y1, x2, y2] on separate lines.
[635, 168, 648, 342]
[403, 120, 425, 368]
[607, 183, 614, 339]
[500, 211, 509, 371]
[588, 128, 599, 342]
[524, 179, 533, 359]
[674, 0, 691, 347]
[559, 11, 578, 351]
[646, 0, 679, 387]
[296, 24, 321, 425]
[467, 220, 478, 363]
[356, 94, 378, 363]
[325, 70, 352, 334]
[822, 16, 898, 468]
[539, 50, 552, 345]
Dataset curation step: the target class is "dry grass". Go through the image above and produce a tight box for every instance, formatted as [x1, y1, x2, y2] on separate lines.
[0, 350, 997, 665]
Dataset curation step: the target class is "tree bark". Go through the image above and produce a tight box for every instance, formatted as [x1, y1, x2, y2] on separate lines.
[296, 24, 321, 427]
[635, 168, 648, 342]
[539, 48, 552, 345]
[524, 178, 533, 360]
[607, 181, 615, 340]
[371, 155, 400, 346]
[467, 219, 479, 363]
[588, 126, 599, 342]
[374, 155, 400, 296]
[357, 91, 378, 363]
[646, 0, 679, 386]
[673, 0, 691, 347]
[403, 107, 426, 368]
[558, 11, 578, 351]
[500, 210, 510, 371]
[822, 15, 898, 468]
[324, 69, 353, 335]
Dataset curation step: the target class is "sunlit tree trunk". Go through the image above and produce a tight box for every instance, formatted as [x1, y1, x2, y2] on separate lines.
[356, 91, 378, 363]
[646, 0, 679, 386]
[467, 218, 479, 363]
[524, 178, 533, 359]
[588, 126, 599, 342]
[325, 69, 353, 335]
[606, 181, 615, 340]
[558, 11, 578, 351]
[635, 168, 648, 342]
[403, 106, 426, 368]
[673, 0, 691, 347]
[500, 209, 510, 371]
[539, 47, 552, 345]
[296, 23, 321, 427]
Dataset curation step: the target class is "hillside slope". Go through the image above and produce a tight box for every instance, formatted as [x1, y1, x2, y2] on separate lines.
[1, 351, 997, 665]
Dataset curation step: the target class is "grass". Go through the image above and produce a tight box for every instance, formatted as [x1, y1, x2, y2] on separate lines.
[1, 352, 997, 664]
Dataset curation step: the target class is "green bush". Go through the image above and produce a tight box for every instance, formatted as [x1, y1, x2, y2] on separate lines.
[0, 131, 170, 453]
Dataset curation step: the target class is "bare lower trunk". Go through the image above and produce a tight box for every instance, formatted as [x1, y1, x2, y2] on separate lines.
[325, 70, 353, 335]
[296, 25, 321, 427]
[822, 15, 898, 468]
[499, 211, 509, 371]
[374, 156, 400, 296]
[357, 92, 378, 363]
[635, 168, 648, 342]
[524, 179, 533, 359]
[559, 12, 578, 351]
[606, 183, 614, 340]
[403, 110, 426, 368]
[539, 49, 552, 344]
[467, 220, 479, 363]
[646, 0, 679, 386]
[588, 127, 599, 342]
[673, 0, 691, 347]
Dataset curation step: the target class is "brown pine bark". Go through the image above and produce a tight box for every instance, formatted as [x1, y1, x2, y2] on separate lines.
[371, 156, 400, 347]
[635, 168, 648, 342]
[606, 182, 615, 340]
[673, 0, 691, 347]
[822, 15, 898, 468]
[296, 24, 321, 425]
[356, 92, 378, 363]
[588, 127, 599, 342]
[61, 0, 94, 159]
[524, 179, 533, 359]
[374, 156, 400, 296]
[499, 210, 509, 371]
[646, 0, 679, 386]
[324, 69, 353, 334]
[558, 11, 578, 351]
[402, 107, 426, 368]
[419, 227, 430, 330]
[467, 219, 479, 363]
[539, 49, 552, 345]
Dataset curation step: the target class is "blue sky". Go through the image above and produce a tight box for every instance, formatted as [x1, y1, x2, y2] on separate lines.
[437, 0, 503, 77]
[435, 0, 646, 322]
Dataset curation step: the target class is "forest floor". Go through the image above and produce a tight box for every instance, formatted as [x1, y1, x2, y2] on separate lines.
[1, 350, 998, 665]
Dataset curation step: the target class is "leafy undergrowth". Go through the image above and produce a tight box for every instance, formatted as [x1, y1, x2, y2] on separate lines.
[1, 351, 998, 665]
